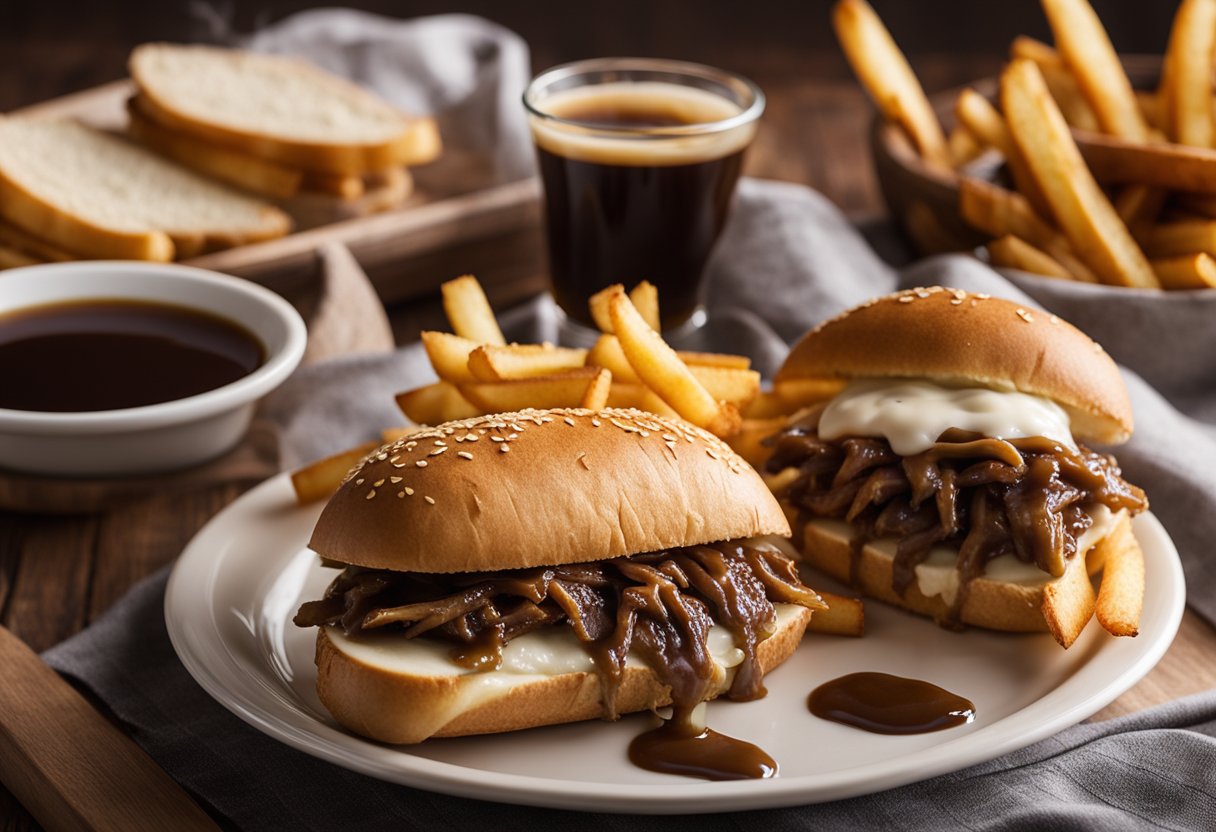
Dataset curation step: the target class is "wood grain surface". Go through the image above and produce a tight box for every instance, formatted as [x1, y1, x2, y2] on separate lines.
[1, 9, 1212, 830]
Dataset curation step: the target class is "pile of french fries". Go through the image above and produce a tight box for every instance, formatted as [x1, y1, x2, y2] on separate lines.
[835, 0, 1216, 290]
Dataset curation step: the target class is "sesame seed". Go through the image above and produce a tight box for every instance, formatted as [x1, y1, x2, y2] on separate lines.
[706, 449, 719, 460]
[1050, 314, 1061, 325]
[458, 451, 474, 460]
[389, 456, 400, 464]
[564, 417, 575, 426]
[490, 435, 505, 442]
[424, 496, 436, 505]
[397, 491, 405, 498]
[355, 478, 364, 485]
[576, 451, 590, 469]
[430, 447, 448, 456]
[898, 295, 915, 303]
[390, 476, 402, 483]
[1016, 308, 1033, 323]
[591, 418, 601, 427]
[434, 439, 446, 446]
[952, 289, 966, 300]
[977, 293, 991, 300]
[500, 444, 510, 453]
[405, 487, 415, 495]
[373, 479, 385, 487]
[662, 434, 677, 442]
[376, 453, 388, 461]
[365, 490, 376, 500]
[416, 460, 428, 468]
[392, 462, 406, 469]
[464, 433, 479, 442]
[507, 433, 519, 440]
[950, 298, 963, 305]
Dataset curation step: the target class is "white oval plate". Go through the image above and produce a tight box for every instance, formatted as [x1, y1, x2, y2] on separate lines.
[166, 473, 1185, 814]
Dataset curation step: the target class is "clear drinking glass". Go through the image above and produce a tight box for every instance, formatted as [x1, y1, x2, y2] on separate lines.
[524, 58, 764, 343]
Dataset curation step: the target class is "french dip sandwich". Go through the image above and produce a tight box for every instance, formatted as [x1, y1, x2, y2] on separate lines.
[294, 408, 827, 744]
[765, 287, 1148, 648]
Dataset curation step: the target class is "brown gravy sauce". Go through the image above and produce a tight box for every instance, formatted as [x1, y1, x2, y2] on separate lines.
[808, 672, 975, 735]
[628, 705, 777, 781]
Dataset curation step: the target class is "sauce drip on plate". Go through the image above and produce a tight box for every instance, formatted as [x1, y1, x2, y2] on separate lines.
[808, 672, 975, 735]
[628, 705, 777, 781]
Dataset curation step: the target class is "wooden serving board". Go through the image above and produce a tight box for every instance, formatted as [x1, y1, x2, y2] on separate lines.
[10, 80, 548, 307]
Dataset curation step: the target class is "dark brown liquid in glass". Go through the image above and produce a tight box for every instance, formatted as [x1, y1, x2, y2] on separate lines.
[808, 672, 976, 735]
[536, 97, 746, 330]
[628, 705, 777, 781]
[0, 299, 264, 412]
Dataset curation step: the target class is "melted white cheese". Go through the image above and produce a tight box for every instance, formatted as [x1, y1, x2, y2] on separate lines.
[806, 504, 1119, 607]
[818, 379, 1077, 456]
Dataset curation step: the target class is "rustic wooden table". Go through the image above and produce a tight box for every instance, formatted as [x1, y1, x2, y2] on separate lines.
[2, 44, 1214, 831]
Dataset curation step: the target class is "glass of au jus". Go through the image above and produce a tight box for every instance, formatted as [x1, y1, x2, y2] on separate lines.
[524, 58, 764, 344]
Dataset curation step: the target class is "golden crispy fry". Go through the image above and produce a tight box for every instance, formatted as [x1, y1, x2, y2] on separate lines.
[1041, 543, 1098, 648]
[987, 234, 1074, 280]
[441, 275, 505, 345]
[458, 369, 609, 413]
[604, 382, 679, 417]
[1113, 186, 1166, 236]
[628, 281, 661, 331]
[1151, 253, 1216, 289]
[467, 343, 588, 381]
[1136, 90, 1165, 131]
[687, 365, 761, 408]
[947, 125, 985, 167]
[396, 381, 481, 425]
[807, 591, 866, 637]
[588, 284, 624, 333]
[290, 441, 381, 505]
[725, 416, 786, 470]
[1074, 128, 1216, 192]
[1162, 0, 1216, 147]
[1010, 36, 1065, 69]
[608, 287, 741, 437]
[1009, 37, 1101, 131]
[676, 351, 752, 370]
[832, 0, 950, 167]
[1042, 0, 1150, 141]
[954, 88, 1052, 217]
[419, 331, 478, 383]
[958, 177, 1099, 282]
[1002, 60, 1159, 288]
[1094, 514, 1145, 636]
[1139, 219, 1216, 258]
[580, 367, 613, 409]
[586, 334, 640, 383]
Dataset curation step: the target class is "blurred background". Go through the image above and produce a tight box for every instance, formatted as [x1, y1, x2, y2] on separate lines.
[0, 0, 1180, 219]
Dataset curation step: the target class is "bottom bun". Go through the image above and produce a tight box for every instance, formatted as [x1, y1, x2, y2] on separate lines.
[798, 511, 1134, 647]
[316, 604, 812, 745]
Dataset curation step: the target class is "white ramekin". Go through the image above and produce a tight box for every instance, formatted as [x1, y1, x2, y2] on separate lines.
[0, 261, 307, 476]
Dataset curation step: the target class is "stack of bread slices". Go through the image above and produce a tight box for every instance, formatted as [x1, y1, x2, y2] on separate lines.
[126, 43, 442, 213]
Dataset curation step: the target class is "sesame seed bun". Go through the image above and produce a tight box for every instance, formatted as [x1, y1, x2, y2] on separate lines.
[309, 408, 791, 572]
[774, 287, 1134, 445]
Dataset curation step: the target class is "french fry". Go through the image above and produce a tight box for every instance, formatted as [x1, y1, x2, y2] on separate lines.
[419, 331, 478, 383]
[467, 344, 588, 381]
[1002, 60, 1159, 288]
[580, 367, 613, 409]
[1094, 514, 1145, 637]
[1042, 0, 1150, 142]
[1009, 36, 1101, 131]
[725, 417, 786, 470]
[743, 378, 845, 420]
[1009, 36, 1065, 69]
[586, 334, 640, 382]
[986, 234, 1074, 280]
[958, 177, 1099, 282]
[687, 365, 762, 408]
[1136, 90, 1165, 131]
[396, 381, 481, 425]
[954, 88, 1052, 217]
[1073, 128, 1216, 192]
[947, 124, 985, 167]
[807, 591, 866, 637]
[1041, 542, 1098, 648]
[608, 287, 741, 437]
[441, 275, 505, 345]
[1151, 253, 1216, 289]
[458, 369, 610, 413]
[605, 383, 679, 416]
[1139, 219, 1216, 258]
[1161, 0, 1216, 147]
[290, 441, 381, 504]
[629, 281, 661, 331]
[1113, 185, 1166, 236]
[676, 351, 751, 370]
[832, 0, 951, 167]
[588, 284, 624, 333]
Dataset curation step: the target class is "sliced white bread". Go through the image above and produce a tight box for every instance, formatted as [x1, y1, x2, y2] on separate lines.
[129, 44, 443, 175]
[281, 168, 413, 229]
[0, 118, 291, 261]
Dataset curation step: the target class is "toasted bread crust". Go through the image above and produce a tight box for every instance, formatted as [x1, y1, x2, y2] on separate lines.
[797, 514, 1133, 645]
[315, 605, 812, 744]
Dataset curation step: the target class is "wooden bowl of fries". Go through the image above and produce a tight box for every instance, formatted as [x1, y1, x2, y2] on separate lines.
[839, 0, 1216, 292]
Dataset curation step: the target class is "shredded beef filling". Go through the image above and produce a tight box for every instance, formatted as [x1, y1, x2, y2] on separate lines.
[764, 408, 1147, 623]
[294, 541, 826, 718]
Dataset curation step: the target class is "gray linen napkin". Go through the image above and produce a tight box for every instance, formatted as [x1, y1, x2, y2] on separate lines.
[44, 177, 1216, 830]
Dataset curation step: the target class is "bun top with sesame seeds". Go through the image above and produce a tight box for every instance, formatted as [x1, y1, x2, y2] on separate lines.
[775, 287, 1133, 445]
[308, 408, 790, 573]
